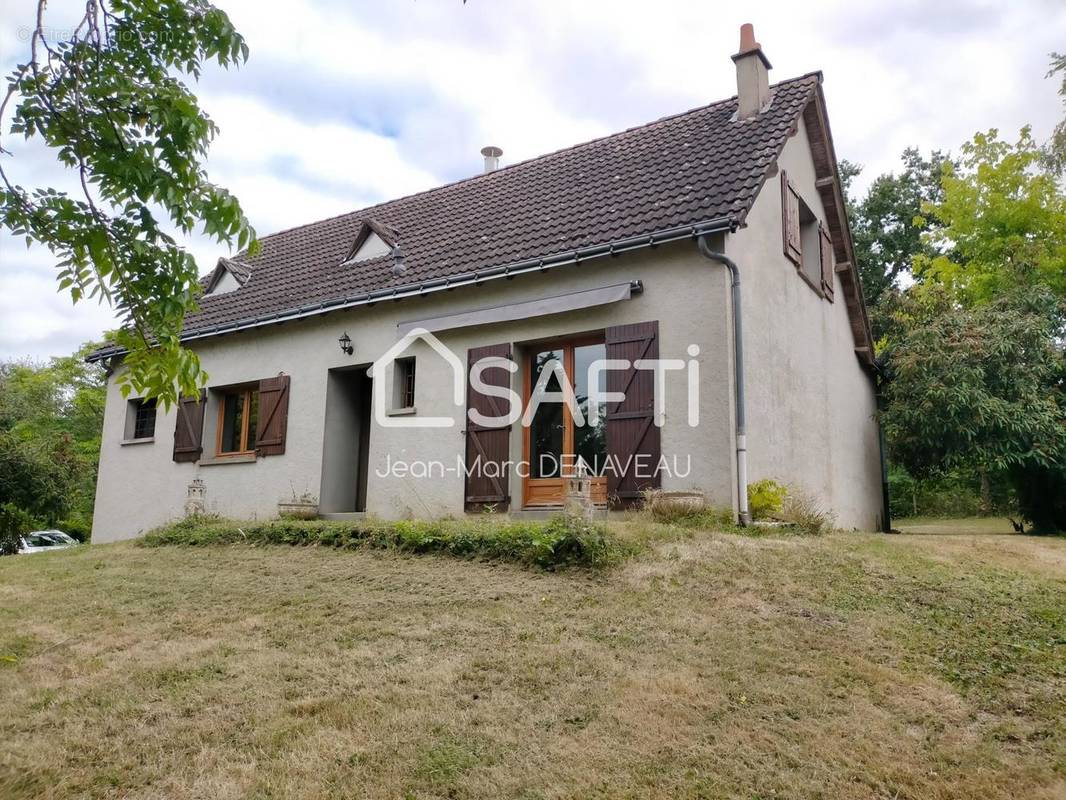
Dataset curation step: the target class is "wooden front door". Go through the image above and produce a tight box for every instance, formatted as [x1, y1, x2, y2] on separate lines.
[522, 336, 608, 507]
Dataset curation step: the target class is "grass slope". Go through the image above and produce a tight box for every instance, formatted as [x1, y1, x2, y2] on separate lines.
[1, 523, 1064, 799]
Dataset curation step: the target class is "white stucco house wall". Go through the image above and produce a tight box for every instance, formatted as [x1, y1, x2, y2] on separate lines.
[89, 26, 887, 542]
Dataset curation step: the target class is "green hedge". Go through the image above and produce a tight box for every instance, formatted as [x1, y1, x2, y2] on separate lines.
[140, 514, 624, 570]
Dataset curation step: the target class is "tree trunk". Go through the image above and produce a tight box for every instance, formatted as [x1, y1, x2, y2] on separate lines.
[978, 468, 992, 517]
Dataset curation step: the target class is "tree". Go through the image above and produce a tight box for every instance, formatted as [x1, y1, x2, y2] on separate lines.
[0, 343, 107, 536]
[915, 128, 1066, 305]
[1045, 51, 1066, 174]
[882, 287, 1066, 532]
[847, 151, 951, 300]
[840, 148, 953, 339]
[0, 0, 257, 408]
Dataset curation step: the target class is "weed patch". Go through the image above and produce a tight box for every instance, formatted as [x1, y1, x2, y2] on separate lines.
[640, 490, 735, 529]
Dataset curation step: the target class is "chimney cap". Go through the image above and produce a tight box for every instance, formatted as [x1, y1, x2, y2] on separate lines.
[480, 145, 503, 158]
[731, 23, 772, 69]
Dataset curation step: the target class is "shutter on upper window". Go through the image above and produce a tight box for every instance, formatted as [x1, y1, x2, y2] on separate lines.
[605, 321, 661, 507]
[781, 170, 802, 267]
[464, 343, 512, 511]
[172, 390, 206, 462]
[819, 223, 835, 301]
[255, 374, 290, 456]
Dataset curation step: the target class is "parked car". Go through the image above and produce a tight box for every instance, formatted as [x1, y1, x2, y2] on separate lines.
[19, 530, 79, 554]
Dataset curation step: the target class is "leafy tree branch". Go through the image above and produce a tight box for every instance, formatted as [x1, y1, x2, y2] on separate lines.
[0, 0, 258, 408]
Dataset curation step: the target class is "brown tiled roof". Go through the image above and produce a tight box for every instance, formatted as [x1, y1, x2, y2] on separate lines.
[93, 73, 826, 358]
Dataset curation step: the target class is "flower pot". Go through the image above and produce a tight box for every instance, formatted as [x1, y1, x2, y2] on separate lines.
[277, 501, 319, 520]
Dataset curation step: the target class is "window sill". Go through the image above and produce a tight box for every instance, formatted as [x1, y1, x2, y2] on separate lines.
[386, 406, 417, 417]
[796, 267, 825, 298]
[120, 437, 155, 446]
[200, 453, 258, 466]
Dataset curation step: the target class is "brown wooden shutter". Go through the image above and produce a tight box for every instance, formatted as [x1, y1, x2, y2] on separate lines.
[464, 343, 512, 511]
[819, 223, 835, 301]
[781, 170, 802, 266]
[255, 374, 290, 456]
[605, 321, 661, 507]
[172, 390, 206, 463]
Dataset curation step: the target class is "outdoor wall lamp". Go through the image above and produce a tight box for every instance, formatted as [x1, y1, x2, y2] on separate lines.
[338, 332, 353, 356]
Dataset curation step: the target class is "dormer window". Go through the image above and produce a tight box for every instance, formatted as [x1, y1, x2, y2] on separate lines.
[342, 218, 399, 266]
[204, 257, 251, 296]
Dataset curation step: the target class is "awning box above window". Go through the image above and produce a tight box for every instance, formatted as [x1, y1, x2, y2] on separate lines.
[396, 280, 642, 337]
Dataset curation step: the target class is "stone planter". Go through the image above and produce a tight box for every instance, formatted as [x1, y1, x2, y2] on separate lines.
[277, 501, 319, 520]
[655, 490, 705, 508]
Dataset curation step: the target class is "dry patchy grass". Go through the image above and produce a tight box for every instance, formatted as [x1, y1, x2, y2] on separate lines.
[0, 524, 1064, 799]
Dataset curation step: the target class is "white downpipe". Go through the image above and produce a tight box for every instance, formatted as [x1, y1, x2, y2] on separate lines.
[697, 235, 751, 525]
[736, 434, 749, 521]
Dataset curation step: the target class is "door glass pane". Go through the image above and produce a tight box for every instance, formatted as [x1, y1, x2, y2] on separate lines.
[529, 350, 564, 478]
[220, 393, 244, 453]
[574, 343, 608, 476]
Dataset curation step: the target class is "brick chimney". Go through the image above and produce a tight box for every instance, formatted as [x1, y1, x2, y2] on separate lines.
[731, 23, 772, 120]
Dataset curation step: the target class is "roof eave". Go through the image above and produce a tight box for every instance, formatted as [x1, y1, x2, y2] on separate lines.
[85, 216, 736, 362]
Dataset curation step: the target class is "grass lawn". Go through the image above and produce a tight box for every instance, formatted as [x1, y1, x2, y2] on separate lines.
[1, 522, 1064, 799]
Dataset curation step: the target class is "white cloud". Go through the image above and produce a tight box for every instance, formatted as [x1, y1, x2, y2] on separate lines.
[1, 0, 1064, 358]
[0, 240, 119, 359]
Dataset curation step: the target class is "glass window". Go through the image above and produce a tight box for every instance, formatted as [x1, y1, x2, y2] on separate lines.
[573, 343, 608, 476]
[529, 349, 564, 478]
[132, 399, 157, 439]
[218, 389, 258, 454]
[394, 357, 416, 409]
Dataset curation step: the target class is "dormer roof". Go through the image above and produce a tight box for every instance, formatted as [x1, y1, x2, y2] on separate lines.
[341, 218, 399, 265]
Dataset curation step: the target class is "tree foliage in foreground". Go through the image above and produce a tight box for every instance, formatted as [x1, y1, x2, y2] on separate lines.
[0, 0, 257, 408]
[882, 288, 1066, 532]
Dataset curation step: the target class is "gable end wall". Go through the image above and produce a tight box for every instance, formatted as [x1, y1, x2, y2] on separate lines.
[727, 121, 882, 530]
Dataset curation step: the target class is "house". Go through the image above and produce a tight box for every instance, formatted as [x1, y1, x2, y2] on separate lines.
[88, 25, 887, 542]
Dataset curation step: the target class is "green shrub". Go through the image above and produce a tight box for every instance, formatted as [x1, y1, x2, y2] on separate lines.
[57, 514, 92, 543]
[140, 513, 623, 570]
[640, 490, 735, 529]
[747, 479, 787, 520]
[0, 503, 37, 556]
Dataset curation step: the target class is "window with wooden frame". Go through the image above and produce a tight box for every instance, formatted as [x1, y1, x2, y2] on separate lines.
[393, 357, 416, 410]
[783, 169, 831, 299]
[124, 397, 157, 441]
[216, 387, 259, 456]
[522, 334, 609, 507]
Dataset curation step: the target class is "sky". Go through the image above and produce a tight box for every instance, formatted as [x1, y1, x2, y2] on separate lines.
[0, 0, 1063, 360]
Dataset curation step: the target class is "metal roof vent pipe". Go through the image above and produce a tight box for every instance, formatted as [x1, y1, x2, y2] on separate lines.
[391, 244, 407, 277]
[481, 145, 503, 174]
